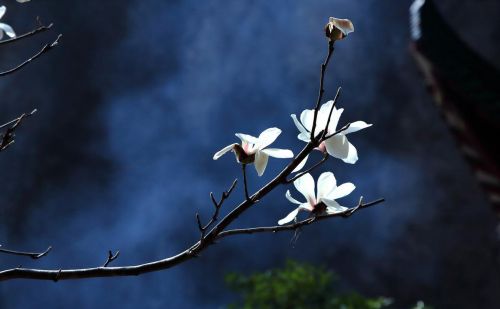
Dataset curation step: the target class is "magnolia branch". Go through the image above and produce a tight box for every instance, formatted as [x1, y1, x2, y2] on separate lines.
[216, 197, 385, 239]
[0, 20, 383, 282]
[310, 40, 334, 141]
[0, 34, 61, 77]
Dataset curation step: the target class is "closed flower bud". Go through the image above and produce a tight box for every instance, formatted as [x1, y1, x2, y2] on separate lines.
[324, 17, 354, 42]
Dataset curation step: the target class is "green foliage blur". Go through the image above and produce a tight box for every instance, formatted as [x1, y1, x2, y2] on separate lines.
[225, 260, 431, 309]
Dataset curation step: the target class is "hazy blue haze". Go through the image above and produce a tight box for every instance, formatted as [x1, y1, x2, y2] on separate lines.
[1, 0, 499, 308]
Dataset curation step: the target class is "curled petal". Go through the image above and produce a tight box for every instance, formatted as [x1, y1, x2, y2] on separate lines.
[0, 6, 6, 19]
[235, 133, 259, 145]
[257, 127, 281, 150]
[0, 23, 15, 38]
[324, 134, 350, 161]
[297, 132, 310, 143]
[278, 205, 310, 225]
[292, 154, 309, 173]
[326, 17, 354, 41]
[213, 143, 237, 160]
[343, 121, 372, 135]
[323, 199, 348, 214]
[328, 182, 355, 200]
[327, 107, 344, 133]
[317, 172, 337, 201]
[300, 109, 314, 132]
[343, 141, 358, 164]
[293, 173, 315, 202]
[278, 208, 300, 225]
[285, 190, 302, 205]
[254, 151, 269, 176]
[291, 114, 308, 135]
[262, 148, 293, 158]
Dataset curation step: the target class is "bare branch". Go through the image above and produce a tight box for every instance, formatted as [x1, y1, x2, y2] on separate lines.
[0, 109, 37, 152]
[320, 86, 342, 140]
[310, 40, 335, 141]
[216, 198, 384, 239]
[197, 179, 238, 239]
[0, 21, 53, 47]
[285, 152, 329, 184]
[0, 245, 52, 260]
[323, 122, 351, 141]
[103, 250, 120, 267]
[0, 34, 61, 77]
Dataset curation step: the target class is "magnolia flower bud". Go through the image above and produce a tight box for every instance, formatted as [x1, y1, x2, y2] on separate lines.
[324, 17, 354, 42]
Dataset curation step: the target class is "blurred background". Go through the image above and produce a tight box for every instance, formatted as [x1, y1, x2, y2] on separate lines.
[1, 0, 500, 308]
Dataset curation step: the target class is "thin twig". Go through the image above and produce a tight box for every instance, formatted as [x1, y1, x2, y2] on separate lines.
[0, 22, 53, 47]
[321, 87, 342, 140]
[0, 34, 61, 77]
[310, 40, 335, 141]
[0, 245, 52, 260]
[285, 152, 329, 183]
[323, 122, 351, 141]
[197, 179, 238, 239]
[103, 250, 120, 267]
[0, 109, 37, 152]
[242, 164, 250, 201]
[216, 198, 384, 239]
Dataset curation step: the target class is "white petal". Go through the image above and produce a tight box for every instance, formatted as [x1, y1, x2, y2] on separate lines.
[297, 132, 310, 143]
[317, 172, 337, 201]
[285, 190, 302, 205]
[324, 134, 350, 161]
[329, 17, 354, 36]
[328, 182, 355, 200]
[327, 108, 344, 133]
[323, 199, 349, 214]
[292, 154, 309, 173]
[291, 114, 308, 135]
[299, 109, 314, 132]
[213, 143, 236, 160]
[314, 101, 333, 133]
[262, 148, 293, 158]
[257, 127, 281, 150]
[293, 173, 315, 202]
[254, 151, 269, 176]
[343, 141, 358, 164]
[278, 208, 300, 225]
[343, 121, 372, 135]
[0, 23, 15, 38]
[0, 6, 6, 19]
[235, 133, 259, 145]
[17, 0, 31, 2]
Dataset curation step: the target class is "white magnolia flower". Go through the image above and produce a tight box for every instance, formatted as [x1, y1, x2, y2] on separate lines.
[291, 100, 371, 170]
[213, 127, 293, 176]
[0, 6, 15, 40]
[325, 17, 354, 41]
[278, 172, 354, 225]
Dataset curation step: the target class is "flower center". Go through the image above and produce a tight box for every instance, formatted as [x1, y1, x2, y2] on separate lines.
[315, 142, 326, 153]
[232, 144, 256, 164]
[312, 202, 327, 214]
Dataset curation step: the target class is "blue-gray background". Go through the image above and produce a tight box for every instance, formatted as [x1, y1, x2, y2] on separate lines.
[1, 0, 500, 308]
